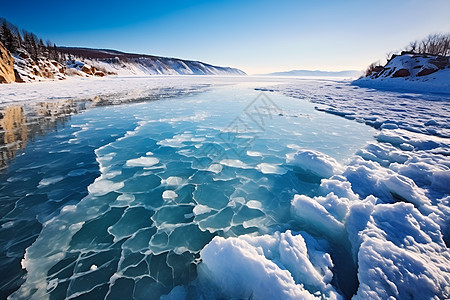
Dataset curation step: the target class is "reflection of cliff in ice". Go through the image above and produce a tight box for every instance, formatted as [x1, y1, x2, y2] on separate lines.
[0, 84, 210, 171]
[0, 106, 28, 169]
[0, 100, 86, 170]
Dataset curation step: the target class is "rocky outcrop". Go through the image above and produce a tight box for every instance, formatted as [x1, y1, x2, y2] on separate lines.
[360, 53, 449, 81]
[0, 42, 16, 83]
[353, 53, 450, 94]
[13, 50, 66, 83]
[65, 60, 114, 78]
[392, 68, 410, 77]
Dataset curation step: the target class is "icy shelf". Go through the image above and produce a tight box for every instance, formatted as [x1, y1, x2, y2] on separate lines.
[4, 86, 374, 299]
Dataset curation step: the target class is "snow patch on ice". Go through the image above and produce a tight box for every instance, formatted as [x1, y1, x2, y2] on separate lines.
[38, 176, 64, 188]
[87, 179, 124, 196]
[220, 159, 249, 169]
[256, 163, 287, 174]
[162, 190, 178, 200]
[125, 156, 160, 167]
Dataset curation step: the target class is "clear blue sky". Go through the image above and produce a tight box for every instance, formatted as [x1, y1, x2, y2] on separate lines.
[2, 0, 450, 74]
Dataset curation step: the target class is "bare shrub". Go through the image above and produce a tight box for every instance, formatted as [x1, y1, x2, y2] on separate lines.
[405, 33, 450, 56]
[365, 61, 383, 76]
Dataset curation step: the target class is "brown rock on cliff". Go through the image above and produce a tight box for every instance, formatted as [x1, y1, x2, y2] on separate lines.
[0, 41, 16, 83]
[392, 68, 411, 78]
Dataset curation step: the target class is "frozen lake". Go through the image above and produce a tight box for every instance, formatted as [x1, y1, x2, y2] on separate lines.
[1, 77, 449, 300]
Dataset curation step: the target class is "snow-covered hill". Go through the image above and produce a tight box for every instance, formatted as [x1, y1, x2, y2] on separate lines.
[2, 46, 246, 83]
[353, 53, 450, 94]
[59, 47, 246, 76]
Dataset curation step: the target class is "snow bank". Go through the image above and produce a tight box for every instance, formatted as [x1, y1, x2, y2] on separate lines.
[351, 203, 450, 300]
[199, 231, 341, 300]
[287, 125, 450, 300]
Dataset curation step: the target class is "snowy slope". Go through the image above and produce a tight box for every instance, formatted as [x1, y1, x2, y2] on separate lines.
[12, 51, 66, 83]
[353, 53, 450, 94]
[59, 47, 246, 76]
[6, 47, 246, 83]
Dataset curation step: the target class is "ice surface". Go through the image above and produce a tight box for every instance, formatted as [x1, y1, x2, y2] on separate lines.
[6, 86, 375, 299]
[2, 77, 449, 300]
[269, 77, 450, 137]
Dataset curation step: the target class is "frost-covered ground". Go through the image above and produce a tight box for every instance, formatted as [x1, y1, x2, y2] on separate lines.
[0, 75, 284, 105]
[1, 76, 449, 299]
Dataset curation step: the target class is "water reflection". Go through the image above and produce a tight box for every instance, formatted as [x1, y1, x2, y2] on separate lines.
[0, 84, 210, 171]
[0, 100, 86, 170]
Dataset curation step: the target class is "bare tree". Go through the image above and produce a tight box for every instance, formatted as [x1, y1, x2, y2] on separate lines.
[405, 33, 450, 56]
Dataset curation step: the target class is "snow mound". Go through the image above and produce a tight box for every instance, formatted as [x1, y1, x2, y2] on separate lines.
[199, 231, 341, 300]
[350, 202, 450, 299]
[287, 149, 342, 179]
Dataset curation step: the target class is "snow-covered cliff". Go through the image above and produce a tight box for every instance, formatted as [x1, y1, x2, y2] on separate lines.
[353, 53, 450, 94]
[58, 47, 246, 76]
[5, 47, 246, 83]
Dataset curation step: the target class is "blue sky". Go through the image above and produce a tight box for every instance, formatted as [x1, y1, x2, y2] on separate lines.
[2, 0, 450, 74]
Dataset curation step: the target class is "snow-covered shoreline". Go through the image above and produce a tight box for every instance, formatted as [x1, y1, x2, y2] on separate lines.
[353, 70, 450, 95]
[0, 75, 287, 105]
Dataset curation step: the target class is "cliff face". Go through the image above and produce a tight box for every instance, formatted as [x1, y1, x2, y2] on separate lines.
[0, 42, 16, 83]
[1, 44, 246, 84]
[13, 51, 67, 83]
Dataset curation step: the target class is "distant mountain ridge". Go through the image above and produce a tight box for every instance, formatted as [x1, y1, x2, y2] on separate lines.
[58, 47, 246, 76]
[265, 69, 361, 77]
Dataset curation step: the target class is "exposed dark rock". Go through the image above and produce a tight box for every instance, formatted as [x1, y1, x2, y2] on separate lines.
[417, 68, 438, 76]
[392, 69, 410, 77]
